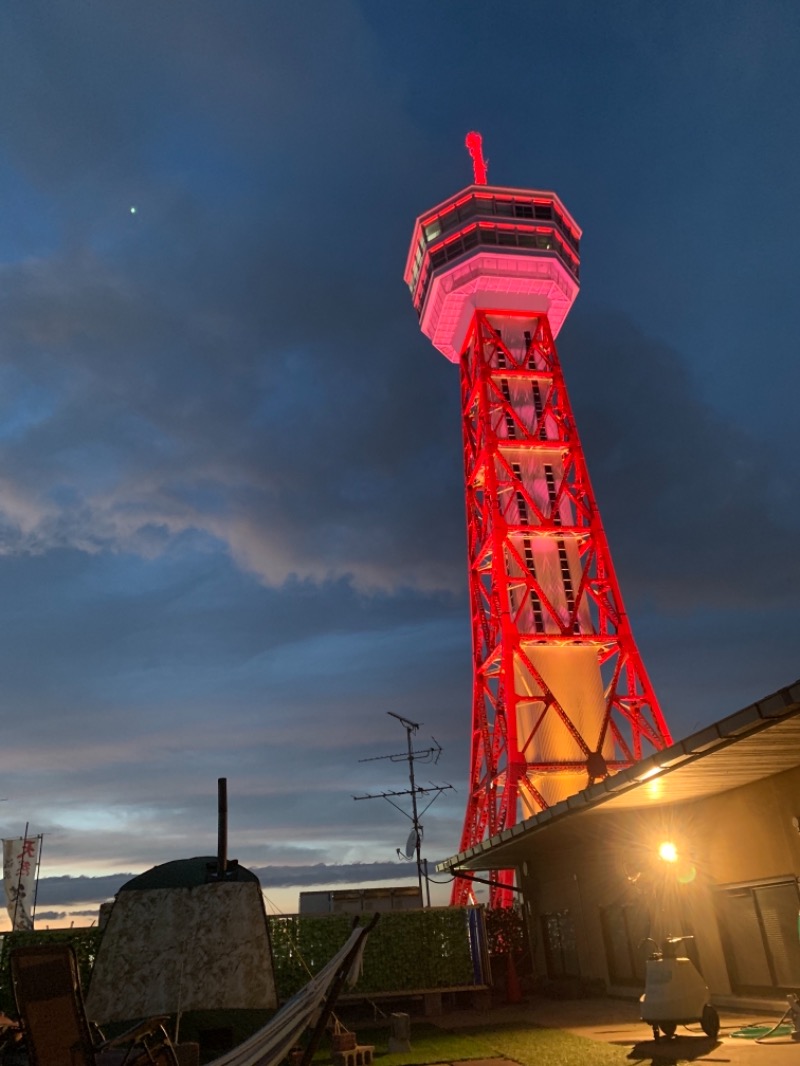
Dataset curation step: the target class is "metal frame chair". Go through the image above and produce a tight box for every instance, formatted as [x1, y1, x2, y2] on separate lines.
[10, 943, 178, 1066]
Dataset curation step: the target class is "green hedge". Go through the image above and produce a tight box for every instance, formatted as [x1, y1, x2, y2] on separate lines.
[0, 927, 102, 1014]
[270, 908, 479, 998]
[0, 907, 482, 1013]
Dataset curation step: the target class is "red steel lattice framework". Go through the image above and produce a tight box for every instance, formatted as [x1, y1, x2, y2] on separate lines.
[405, 160, 673, 908]
[456, 309, 672, 905]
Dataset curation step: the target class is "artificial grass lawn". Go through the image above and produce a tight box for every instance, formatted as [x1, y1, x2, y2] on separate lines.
[166, 1012, 629, 1066]
[344, 1022, 630, 1066]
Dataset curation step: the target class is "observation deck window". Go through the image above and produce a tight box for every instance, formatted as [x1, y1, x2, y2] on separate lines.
[409, 195, 581, 315]
[456, 199, 480, 223]
[463, 228, 479, 250]
[420, 222, 574, 265]
[418, 194, 578, 249]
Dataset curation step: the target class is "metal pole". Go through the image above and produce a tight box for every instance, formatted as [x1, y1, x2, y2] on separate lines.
[12, 822, 28, 931]
[217, 777, 228, 878]
[404, 723, 424, 904]
[31, 834, 43, 927]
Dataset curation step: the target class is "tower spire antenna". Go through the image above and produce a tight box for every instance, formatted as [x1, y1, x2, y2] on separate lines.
[465, 131, 488, 185]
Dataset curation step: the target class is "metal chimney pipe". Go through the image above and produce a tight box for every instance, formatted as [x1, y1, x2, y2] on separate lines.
[217, 777, 228, 878]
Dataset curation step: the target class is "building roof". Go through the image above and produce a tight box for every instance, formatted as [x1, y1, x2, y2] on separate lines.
[119, 855, 259, 892]
[436, 678, 800, 874]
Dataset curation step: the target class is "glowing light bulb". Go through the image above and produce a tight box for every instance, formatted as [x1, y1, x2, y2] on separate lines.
[659, 841, 678, 863]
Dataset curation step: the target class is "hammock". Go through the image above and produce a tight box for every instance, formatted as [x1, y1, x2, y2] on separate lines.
[206, 917, 376, 1066]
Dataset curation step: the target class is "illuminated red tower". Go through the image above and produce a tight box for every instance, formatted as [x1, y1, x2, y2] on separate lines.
[404, 136, 673, 907]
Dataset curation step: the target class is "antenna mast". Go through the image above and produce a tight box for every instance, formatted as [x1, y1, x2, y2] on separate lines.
[354, 713, 453, 905]
[465, 131, 488, 184]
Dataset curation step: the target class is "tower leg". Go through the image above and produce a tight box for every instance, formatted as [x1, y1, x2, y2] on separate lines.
[450, 311, 671, 906]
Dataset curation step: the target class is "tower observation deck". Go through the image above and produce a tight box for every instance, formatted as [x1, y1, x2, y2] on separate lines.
[405, 143, 673, 907]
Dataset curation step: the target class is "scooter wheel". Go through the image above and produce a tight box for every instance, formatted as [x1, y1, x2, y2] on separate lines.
[701, 1004, 720, 1039]
[660, 1023, 676, 1038]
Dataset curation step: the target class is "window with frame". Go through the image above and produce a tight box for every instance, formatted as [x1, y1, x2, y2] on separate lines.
[540, 910, 579, 978]
[715, 878, 800, 994]
[600, 900, 650, 986]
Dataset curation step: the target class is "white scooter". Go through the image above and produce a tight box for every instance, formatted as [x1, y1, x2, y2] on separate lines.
[640, 936, 720, 1041]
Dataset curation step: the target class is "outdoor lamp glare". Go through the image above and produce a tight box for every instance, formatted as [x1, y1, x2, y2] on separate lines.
[658, 841, 678, 863]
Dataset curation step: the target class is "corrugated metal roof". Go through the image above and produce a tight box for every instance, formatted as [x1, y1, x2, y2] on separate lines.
[436, 678, 800, 874]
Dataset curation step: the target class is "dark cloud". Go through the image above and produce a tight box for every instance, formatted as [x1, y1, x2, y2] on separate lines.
[31, 911, 70, 923]
[562, 307, 800, 609]
[34, 862, 420, 908]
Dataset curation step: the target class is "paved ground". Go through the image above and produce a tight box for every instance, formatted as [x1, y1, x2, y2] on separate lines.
[434, 997, 800, 1064]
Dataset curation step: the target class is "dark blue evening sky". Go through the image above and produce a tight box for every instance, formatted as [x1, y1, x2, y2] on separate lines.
[0, 0, 797, 920]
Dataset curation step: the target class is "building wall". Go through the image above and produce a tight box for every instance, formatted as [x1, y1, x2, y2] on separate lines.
[517, 765, 800, 1004]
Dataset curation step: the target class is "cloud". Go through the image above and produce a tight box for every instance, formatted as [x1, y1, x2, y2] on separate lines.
[0, 239, 464, 592]
[34, 862, 420, 907]
[561, 307, 800, 610]
[0, 2, 460, 595]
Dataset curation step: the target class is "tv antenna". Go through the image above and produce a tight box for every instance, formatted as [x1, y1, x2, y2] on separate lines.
[354, 712, 453, 906]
